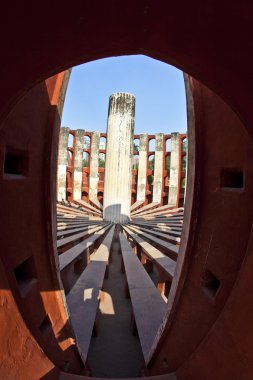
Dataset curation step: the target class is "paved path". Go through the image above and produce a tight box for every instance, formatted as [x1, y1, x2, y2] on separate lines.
[87, 232, 144, 377]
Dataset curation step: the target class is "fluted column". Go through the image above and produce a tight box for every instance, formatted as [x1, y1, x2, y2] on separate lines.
[89, 131, 100, 202]
[136, 133, 148, 202]
[57, 127, 69, 201]
[152, 133, 164, 203]
[103, 93, 135, 223]
[168, 132, 181, 206]
[73, 129, 85, 200]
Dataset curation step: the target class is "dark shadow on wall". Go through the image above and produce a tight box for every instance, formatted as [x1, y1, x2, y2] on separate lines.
[103, 204, 130, 224]
[0, 77, 84, 379]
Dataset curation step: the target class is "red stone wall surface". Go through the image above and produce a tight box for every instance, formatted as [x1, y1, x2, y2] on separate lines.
[1, 2, 253, 379]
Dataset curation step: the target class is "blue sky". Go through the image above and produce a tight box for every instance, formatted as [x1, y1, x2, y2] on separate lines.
[62, 55, 187, 135]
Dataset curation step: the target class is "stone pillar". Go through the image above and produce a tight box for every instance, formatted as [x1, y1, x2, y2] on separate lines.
[168, 132, 181, 206]
[89, 131, 100, 202]
[103, 93, 135, 223]
[73, 129, 85, 200]
[57, 127, 69, 201]
[183, 138, 188, 206]
[152, 133, 164, 203]
[136, 133, 148, 202]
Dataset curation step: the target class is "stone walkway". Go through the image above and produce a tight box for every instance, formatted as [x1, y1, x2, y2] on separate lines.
[87, 233, 144, 378]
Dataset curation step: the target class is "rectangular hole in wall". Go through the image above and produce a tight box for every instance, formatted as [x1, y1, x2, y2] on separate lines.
[201, 270, 220, 298]
[162, 357, 169, 369]
[39, 314, 52, 334]
[14, 256, 38, 297]
[63, 361, 70, 372]
[220, 168, 244, 190]
[4, 149, 29, 177]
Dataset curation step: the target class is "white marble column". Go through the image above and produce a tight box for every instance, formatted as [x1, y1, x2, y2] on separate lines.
[168, 132, 181, 206]
[73, 129, 85, 200]
[152, 133, 164, 204]
[89, 131, 100, 202]
[183, 138, 188, 206]
[136, 133, 148, 202]
[103, 93, 135, 223]
[57, 127, 69, 201]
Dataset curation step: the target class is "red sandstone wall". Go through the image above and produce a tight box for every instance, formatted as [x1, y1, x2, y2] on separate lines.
[0, 74, 83, 380]
[148, 77, 253, 379]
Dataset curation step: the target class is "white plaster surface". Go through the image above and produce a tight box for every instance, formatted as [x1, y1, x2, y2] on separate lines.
[73, 129, 85, 200]
[103, 93, 135, 223]
[57, 127, 69, 201]
[89, 131, 100, 202]
[152, 133, 164, 204]
[137, 134, 148, 202]
[58, 164, 67, 201]
[168, 133, 180, 206]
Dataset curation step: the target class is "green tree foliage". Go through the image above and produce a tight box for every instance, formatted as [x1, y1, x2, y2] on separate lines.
[147, 175, 154, 185]
[99, 158, 105, 168]
[83, 159, 89, 167]
[165, 155, 171, 170]
[148, 157, 155, 170]
[133, 143, 139, 152]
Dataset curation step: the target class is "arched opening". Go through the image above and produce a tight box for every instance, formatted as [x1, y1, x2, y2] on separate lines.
[147, 153, 155, 200]
[132, 151, 139, 205]
[166, 137, 171, 152]
[82, 149, 90, 202]
[133, 138, 140, 152]
[99, 136, 107, 152]
[82, 171, 89, 186]
[148, 153, 155, 171]
[67, 149, 73, 166]
[182, 137, 188, 153]
[84, 135, 91, 151]
[149, 138, 156, 152]
[165, 152, 171, 171]
[132, 154, 139, 170]
[0, 58, 194, 380]
[68, 131, 74, 148]
[98, 152, 105, 168]
[82, 151, 90, 168]
[180, 137, 187, 204]
[98, 151, 106, 206]
[56, 58, 188, 375]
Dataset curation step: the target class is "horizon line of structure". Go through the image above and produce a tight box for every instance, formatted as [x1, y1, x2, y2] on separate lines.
[57, 128, 187, 205]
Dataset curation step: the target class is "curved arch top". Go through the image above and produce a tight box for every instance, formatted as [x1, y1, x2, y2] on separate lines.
[0, 1, 253, 138]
